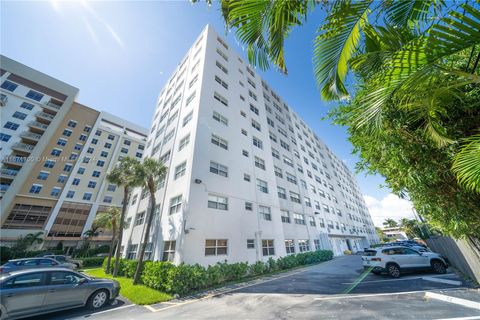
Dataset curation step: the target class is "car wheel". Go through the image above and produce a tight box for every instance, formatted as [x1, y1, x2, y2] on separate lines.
[372, 269, 381, 275]
[87, 290, 109, 310]
[432, 261, 447, 274]
[387, 264, 401, 278]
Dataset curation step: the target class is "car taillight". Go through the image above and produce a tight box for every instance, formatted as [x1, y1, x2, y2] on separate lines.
[371, 258, 381, 261]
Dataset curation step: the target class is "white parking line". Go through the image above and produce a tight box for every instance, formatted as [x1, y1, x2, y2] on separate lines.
[86, 304, 136, 316]
[422, 277, 462, 286]
[341, 273, 455, 285]
[313, 288, 465, 301]
[433, 316, 480, 320]
[425, 292, 480, 310]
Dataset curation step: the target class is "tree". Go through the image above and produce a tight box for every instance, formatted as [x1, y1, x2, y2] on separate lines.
[132, 158, 167, 285]
[197, 0, 480, 236]
[382, 219, 398, 228]
[107, 157, 143, 277]
[94, 207, 121, 274]
[12, 231, 44, 253]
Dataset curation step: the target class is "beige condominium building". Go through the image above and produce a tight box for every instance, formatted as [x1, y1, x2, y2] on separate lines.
[0, 55, 148, 250]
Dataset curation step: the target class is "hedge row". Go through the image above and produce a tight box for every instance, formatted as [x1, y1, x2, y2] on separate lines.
[103, 250, 333, 296]
[80, 257, 106, 268]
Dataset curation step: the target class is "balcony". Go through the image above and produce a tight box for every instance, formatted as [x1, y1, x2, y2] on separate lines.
[0, 168, 19, 179]
[11, 142, 35, 153]
[0, 184, 10, 197]
[28, 120, 49, 131]
[43, 101, 62, 112]
[0, 94, 7, 107]
[36, 111, 55, 122]
[2, 156, 27, 166]
[20, 131, 42, 142]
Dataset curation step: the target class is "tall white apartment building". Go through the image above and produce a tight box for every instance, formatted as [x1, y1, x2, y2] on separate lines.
[0, 56, 148, 250]
[121, 26, 379, 265]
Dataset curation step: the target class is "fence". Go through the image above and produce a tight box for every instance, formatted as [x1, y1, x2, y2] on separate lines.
[426, 236, 480, 284]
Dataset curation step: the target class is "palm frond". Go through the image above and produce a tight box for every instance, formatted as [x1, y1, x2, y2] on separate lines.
[313, 0, 372, 100]
[452, 134, 480, 193]
[384, 0, 444, 27]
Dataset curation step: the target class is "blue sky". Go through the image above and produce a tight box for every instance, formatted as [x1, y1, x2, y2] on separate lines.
[1, 1, 412, 225]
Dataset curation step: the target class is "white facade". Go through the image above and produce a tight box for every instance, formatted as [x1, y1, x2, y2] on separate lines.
[121, 25, 379, 266]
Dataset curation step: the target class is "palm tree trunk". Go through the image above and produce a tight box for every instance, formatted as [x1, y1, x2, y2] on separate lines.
[106, 226, 116, 274]
[133, 187, 156, 285]
[113, 186, 129, 277]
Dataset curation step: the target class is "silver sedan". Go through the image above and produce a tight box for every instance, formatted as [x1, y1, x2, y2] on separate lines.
[0, 268, 120, 320]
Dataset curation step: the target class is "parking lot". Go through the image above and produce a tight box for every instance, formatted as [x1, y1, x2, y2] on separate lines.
[31, 255, 480, 320]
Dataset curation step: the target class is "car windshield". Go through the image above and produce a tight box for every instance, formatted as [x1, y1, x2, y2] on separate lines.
[363, 250, 377, 256]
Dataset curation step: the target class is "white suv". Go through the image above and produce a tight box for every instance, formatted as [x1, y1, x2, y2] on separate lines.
[362, 246, 448, 278]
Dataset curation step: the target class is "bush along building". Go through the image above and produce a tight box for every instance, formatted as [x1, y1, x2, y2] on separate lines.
[120, 25, 379, 267]
[0, 55, 148, 251]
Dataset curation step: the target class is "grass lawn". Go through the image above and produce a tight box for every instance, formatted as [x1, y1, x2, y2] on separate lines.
[83, 268, 172, 305]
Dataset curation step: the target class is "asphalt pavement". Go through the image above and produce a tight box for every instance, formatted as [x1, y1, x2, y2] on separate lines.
[30, 255, 480, 320]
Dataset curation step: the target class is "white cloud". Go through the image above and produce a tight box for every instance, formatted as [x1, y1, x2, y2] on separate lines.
[364, 193, 415, 227]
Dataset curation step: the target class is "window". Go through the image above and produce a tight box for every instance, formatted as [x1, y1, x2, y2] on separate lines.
[274, 166, 283, 178]
[281, 210, 290, 223]
[247, 239, 255, 249]
[163, 130, 174, 143]
[0, 133, 11, 142]
[83, 192, 92, 200]
[57, 175, 67, 183]
[256, 179, 268, 193]
[277, 187, 286, 199]
[67, 120, 77, 128]
[298, 240, 310, 252]
[162, 241, 176, 261]
[314, 239, 321, 251]
[92, 171, 100, 178]
[174, 161, 187, 179]
[294, 213, 306, 225]
[285, 240, 295, 254]
[12, 111, 27, 120]
[121, 147, 128, 154]
[29, 184, 42, 194]
[91, 138, 98, 145]
[214, 75, 228, 89]
[183, 112, 193, 127]
[51, 187, 61, 197]
[250, 104, 259, 115]
[210, 161, 228, 177]
[248, 90, 257, 101]
[178, 134, 190, 151]
[241, 129, 247, 136]
[26, 90, 44, 101]
[242, 150, 249, 157]
[245, 202, 253, 211]
[126, 244, 138, 259]
[286, 173, 297, 184]
[254, 157, 265, 170]
[213, 91, 228, 106]
[107, 184, 116, 191]
[124, 139, 131, 146]
[169, 195, 182, 214]
[97, 160, 105, 167]
[51, 148, 62, 156]
[212, 111, 228, 126]
[309, 216, 316, 226]
[253, 136, 263, 149]
[259, 205, 271, 221]
[186, 92, 196, 106]
[3, 121, 20, 133]
[104, 142, 112, 149]
[57, 138, 67, 146]
[215, 61, 228, 74]
[3, 272, 46, 289]
[189, 75, 198, 88]
[1, 80, 18, 91]
[66, 191, 75, 198]
[272, 148, 280, 159]
[44, 160, 55, 168]
[251, 119, 261, 131]
[79, 134, 87, 141]
[208, 194, 228, 210]
[100, 151, 108, 158]
[205, 239, 228, 256]
[37, 171, 49, 180]
[262, 240, 275, 256]
[211, 134, 228, 150]
[87, 181, 97, 188]
[290, 192, 301, 204]
[304, 197, 311, 207]
[244, 174, 251, 182]
[63, 164, 73, 172]
[84, 125, 91, 132]
[135, 211, 145, 226]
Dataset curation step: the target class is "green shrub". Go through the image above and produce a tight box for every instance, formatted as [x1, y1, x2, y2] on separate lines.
[102, 258, 137, 277]
[141, 261, 175, 291]
[81, 257, 105, 268]
[249, 261, 267, 276]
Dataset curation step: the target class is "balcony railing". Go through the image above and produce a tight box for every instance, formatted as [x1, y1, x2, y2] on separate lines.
[20, 131, 42, 141]
[11, 142, 35, 152]
[44, 101, 62, 110]
[2, 156, 27, 165]
[0, 184, 10, 191]
[0, 168, 19, 177]
[36, 111, 55, 121]
[28, 121, 49, 130]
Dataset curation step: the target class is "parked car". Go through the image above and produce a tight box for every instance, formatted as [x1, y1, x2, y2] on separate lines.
[43, 255, 83, 268]
[0, 258, 76, 274]
[0, 268, 120, 319]
[362, 246, 448, 278]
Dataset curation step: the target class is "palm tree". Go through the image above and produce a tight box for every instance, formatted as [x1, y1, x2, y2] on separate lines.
[23, 231, 44, 246]
[94, 207, 121, 274]
[196, 0, 480, 192]
[383, 219, 398, 228]
[132, 158, 167, 285]
[107, 157, 143, 277]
